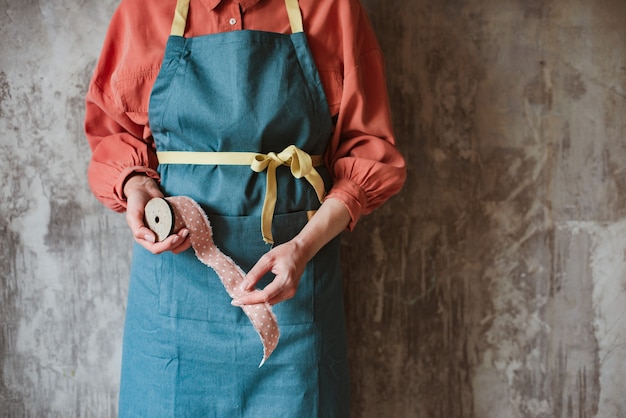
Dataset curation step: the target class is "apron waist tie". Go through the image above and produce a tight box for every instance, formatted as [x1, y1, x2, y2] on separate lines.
[156, 145, 326, 244]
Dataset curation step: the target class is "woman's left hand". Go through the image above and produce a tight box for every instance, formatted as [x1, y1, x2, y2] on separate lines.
[231, 240, 308, 306]
[231, 197, 351, 307]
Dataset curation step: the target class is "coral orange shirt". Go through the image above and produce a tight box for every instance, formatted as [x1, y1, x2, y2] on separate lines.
[85, 0, 406, 229]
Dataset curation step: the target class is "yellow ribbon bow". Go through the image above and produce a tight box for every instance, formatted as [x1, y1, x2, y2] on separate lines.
[251, 145, 325, 244]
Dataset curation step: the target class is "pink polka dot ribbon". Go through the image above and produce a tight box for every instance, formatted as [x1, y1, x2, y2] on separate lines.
[145, 196, 280, 366]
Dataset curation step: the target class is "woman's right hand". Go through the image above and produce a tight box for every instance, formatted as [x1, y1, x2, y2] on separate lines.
[123, 175, 190, 254]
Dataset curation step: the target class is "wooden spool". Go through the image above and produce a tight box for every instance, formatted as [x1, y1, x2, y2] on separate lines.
[144, 197, 174, 242]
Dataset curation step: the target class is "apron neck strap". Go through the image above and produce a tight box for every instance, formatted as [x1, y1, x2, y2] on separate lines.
[170, 0, 304, 36]
[171, 0, 190, 36]
[284, 0, 304, 34]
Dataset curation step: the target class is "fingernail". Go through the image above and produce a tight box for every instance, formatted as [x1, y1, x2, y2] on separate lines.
[181, 229, 189, 238]
[172, 236, 180, 244]
[144, 234, 155, 243]
[231, 299, 242, 306]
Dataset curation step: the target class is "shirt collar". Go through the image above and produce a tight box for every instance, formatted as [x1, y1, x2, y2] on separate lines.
[199, 0, 263, 12]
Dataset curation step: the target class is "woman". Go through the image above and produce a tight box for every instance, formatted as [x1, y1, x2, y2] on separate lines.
[85, 0, 406, 416]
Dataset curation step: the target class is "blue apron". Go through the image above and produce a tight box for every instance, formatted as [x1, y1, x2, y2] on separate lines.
[119, 0, 349, 416]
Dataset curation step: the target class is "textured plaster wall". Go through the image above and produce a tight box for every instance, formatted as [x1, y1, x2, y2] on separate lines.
[1, 1, 126, 416]
[1, 0, 625, 417]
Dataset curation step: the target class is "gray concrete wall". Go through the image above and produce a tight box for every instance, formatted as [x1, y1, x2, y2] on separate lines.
[1, 0, 625, 417]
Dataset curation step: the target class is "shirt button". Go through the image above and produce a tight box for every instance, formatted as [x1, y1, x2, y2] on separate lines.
[229, 18, 237, 25]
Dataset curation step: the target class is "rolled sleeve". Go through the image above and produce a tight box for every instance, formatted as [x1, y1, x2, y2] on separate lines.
[324, 6, 406, 229]
[85, 76, 160, 212]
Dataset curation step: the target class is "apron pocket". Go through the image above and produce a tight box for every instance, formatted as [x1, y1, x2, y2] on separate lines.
[158, 211, 314, 325]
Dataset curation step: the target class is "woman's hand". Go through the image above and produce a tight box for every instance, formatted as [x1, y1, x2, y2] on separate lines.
[232, 240, 309, 306]
[124, 175, 191, 254]
[231, 197, 351, 307]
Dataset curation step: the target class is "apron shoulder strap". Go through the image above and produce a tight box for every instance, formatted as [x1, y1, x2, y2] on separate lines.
[170, 0, 304, 36]
[171, 0, 190, 36]
[284, 0, 304, 33]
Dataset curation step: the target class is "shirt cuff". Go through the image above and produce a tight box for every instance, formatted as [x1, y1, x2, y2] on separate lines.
[113, 166, 161, 209]
[325, 178, 368, 231]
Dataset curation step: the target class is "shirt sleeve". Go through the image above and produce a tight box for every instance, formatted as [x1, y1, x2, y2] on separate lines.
[323, 2, 407, 230]
[85, 0, 170, 212]
[85, 82, 160, 213]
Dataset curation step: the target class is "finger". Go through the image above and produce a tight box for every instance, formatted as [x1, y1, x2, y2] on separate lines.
[232, 287, 295, 307]
[232, 279, 288, 306]
[265, 283, 298, 305]
[240, 254, 274, 291]
[126, 199, 155, 243]
[136, 225, 157, 243]
[172, 239, 192, 254]
[138, 231, 182, 254]
[231, 290, 271, 306]
[265, 293, 286, 306]
[171, 230, 191, 254]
